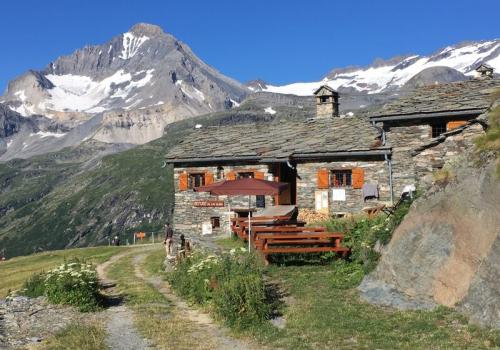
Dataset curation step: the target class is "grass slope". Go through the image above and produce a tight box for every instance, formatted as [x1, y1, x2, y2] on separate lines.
[0, 97, 315, 258]
[0, 132, 189, 257]
[0, 245, 128, 297]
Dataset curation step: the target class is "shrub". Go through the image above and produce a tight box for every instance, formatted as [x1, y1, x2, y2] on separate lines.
[44, 260, 101, 312]
[322, 198, 414, 274]
[21, 272, 46, 298]
[20, 259, 101, 312]
[168, 248, 271, 328]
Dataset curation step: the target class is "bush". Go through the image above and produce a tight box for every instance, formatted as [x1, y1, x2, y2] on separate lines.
[21, 272, 46, 297]
[44, 260, 101, 312]
[20, 259, 101, 312]
[322, 198, 414, 274]
[168, 248, 271, 328]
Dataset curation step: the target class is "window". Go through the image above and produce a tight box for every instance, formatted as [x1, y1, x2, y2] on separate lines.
[315, 190, 329, 213]
[320, 96, 329, 103]
[237, 172, 254, 179]
[330, 170, 352, 188]
[210, 217, 220, 229]
[216, 166, 224, 180]
[256, 195, 265, 208]
[431, 123, 447, 138]
[188, 173, 205, 189]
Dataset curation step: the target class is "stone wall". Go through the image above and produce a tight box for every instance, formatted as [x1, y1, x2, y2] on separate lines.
[316, 102, 337, 118]
[382, 121, 431, 195]
[296, 159, 390, 215]
[173, 164, 273, 236]
[413, 123, 485, 181]
[382, 118, 486, 195]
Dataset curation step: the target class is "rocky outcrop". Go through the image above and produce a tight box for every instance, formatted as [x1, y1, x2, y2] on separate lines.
[402, 66, 468, 90]
[359, 155, 500, 328]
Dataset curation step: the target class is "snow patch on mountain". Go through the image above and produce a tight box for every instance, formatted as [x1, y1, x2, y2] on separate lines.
[119, 32, 149, 60]
[175, 80, 206, 102]
[29, 131, 67, 138]
[264, 107, 276, 115]
[43, 69, 155, 113]
[263, 39, 500, 96]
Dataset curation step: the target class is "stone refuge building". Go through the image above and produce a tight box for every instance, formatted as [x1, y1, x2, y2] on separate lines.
[165, 76, 500, 236]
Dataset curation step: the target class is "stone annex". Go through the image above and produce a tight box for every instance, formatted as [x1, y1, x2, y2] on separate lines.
[165, 67, 500, 236]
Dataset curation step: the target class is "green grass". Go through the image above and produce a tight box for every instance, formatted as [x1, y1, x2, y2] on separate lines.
[106, 248, 166, 305]
[142, 245, 168, 277]
[215, 235, 247, 251]
[475, 103, 500, 176]
[106, 246, 221, 350]
[0, 246, 128, 297]
[34, 322, 107, 350]
[242, 264, 500, 350]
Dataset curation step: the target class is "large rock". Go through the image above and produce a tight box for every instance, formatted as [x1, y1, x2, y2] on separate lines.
[359, 157, 500, 328]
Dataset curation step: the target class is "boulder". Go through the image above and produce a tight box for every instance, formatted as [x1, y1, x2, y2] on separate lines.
[359, 157, 500, 328]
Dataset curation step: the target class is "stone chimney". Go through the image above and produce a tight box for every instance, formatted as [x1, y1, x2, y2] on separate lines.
[314, 85, 339, 118]
[475, 64, 494, 79]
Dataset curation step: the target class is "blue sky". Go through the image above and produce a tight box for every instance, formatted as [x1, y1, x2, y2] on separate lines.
[1, 0, 499, 91]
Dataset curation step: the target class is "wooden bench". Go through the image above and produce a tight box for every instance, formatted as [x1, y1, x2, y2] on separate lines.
[253, 232, 349, 264]
[231, 216, 305, 240]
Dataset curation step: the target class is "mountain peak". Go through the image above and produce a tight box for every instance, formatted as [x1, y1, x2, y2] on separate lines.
[128, 23, 165, 37]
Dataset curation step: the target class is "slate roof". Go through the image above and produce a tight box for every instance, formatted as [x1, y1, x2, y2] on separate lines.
[371, 78, 500, 120]
[165, 117, 388, 164]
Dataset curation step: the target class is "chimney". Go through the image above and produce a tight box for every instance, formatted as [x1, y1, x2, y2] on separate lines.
[313, 85, 339, 118]
[475, 64, 494, 79]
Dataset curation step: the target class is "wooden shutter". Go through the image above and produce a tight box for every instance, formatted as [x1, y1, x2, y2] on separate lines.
[352, 168, 364, 189]
[205, 171, 214, 185]
[317, 168, 329, 189]
[254, 171, 265, 180]
[447, 120, 467, 130]
[226, 171, 236, 181]
[179, 173, 188, 191]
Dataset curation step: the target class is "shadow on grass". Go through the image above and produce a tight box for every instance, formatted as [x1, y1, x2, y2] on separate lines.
[268, 252, 349, 267]
[264, 280, 288, 319]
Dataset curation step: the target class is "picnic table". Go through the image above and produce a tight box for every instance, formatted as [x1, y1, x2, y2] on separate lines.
[254, 231, 349, 265]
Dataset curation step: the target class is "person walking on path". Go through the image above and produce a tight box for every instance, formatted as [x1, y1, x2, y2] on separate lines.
[164, 223, 174, 256]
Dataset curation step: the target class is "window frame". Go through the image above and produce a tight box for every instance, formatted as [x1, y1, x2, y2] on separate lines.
[210, 216, 220, 229]
[431, 123, 447, 138]
[188, 172, 206, 189]
[330, 169, 353, 188]
[237, 171, 255, 179]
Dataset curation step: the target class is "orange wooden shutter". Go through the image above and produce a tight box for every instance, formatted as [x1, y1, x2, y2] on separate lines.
[226, 171, 236, 181]
[447, 120, 467, 130]
[205, 171, 214, 185]
[254, 171, 265, 180]
[352, 168, 364, 189]
[179, 173, 188, 191]
[317, 168, 329, 189]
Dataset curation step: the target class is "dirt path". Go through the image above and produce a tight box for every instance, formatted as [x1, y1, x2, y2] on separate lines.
[133, 253, 262, 350]
[96, 248, 154, 350]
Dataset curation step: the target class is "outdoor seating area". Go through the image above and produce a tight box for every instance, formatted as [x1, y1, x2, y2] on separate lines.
[231, 211, 349, 264]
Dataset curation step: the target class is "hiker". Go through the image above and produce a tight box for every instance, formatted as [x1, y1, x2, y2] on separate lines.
[114, 235, 120, 246]
[164, 223, 174, 256]
[178, 234, 186, 258]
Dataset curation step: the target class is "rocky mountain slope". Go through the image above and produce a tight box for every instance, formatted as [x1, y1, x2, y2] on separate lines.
[256, 39, 499, 96]
[0, 24, 248, 155]
[1, 23, 247, 121]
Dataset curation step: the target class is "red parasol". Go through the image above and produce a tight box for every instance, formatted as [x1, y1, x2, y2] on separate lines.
[194, 177, 289, 251]
[194, 177, 288, 196]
